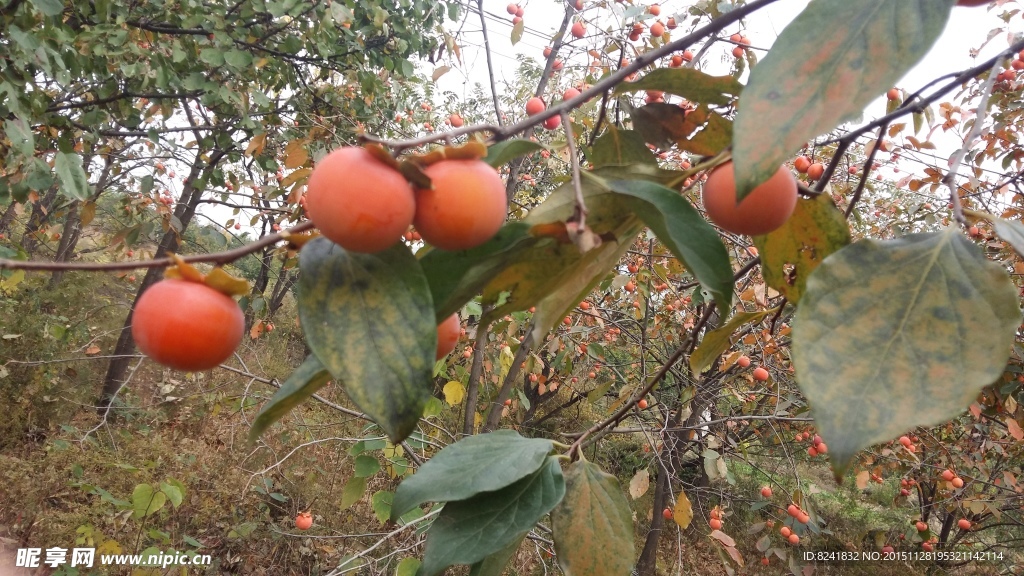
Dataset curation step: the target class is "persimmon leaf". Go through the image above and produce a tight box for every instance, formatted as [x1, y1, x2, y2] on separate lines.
[794, 228, 1021, 478]
[690, 310, 775, 373]
[732, 0, 954, 200]
[615, 67, 743, 105]
[418, 457, 564, 576]
[753, 194, 852, 303]
[391, 430, 554, 520]
[298, 238, 434, 443]
[419, 222, 538, 323]
[609, 179, 733, 308]
[551, 461, 634, 576]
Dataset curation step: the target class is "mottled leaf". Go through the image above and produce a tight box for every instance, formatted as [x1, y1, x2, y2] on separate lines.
[690, 310, 774, 373]
[794, 229, 1021, 477]
[616, 67, 743, 106]
[672, 490, 693, 529]
[551, 461, 634, 576]
[753, 194, 851, 303]
[609, 179, 733, 309]
[249, 355, 332, 441]
[391, 430, 553, 520]
[732, 0, 954, 199]
[298, 239, 434, 442]
[418, 457, 565, 576]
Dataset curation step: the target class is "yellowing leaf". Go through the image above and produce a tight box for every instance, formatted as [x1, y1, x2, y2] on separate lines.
[205, 267, 250, 297]
[432, 66, 451, 82]
[628, 469, 650, 500]
[80, 201, 97, 227]
[753, 194, 852, 303]
[710, 530, 736, 547]
[284, 139, 309, 169]
[245, 133, 267, 157]
[443, 381, 466, 405]
[672, 490, 693, 529]
[1007, 418, 1024, 441]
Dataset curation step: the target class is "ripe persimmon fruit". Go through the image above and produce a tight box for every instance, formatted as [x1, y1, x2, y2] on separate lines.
[295, 512, 313, 530]
[132, 279, 244, 371]
[526, 97, 546, 116]
[414, 159, 507, 251]
[305, 147, 415, 253]
[436, 313, 461, 359]
[702, 161, 797, 236]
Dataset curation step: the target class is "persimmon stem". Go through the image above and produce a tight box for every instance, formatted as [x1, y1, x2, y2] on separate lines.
[562, 110, 588, 232]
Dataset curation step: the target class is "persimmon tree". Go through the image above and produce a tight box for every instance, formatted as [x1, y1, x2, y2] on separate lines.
[4, 0, 1024, 575]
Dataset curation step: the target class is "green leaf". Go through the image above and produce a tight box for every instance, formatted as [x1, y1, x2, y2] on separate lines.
[5, 119, 34, 157]
[396, 557, 422, 576]
[632, 104, 732, 156]
[224, 49, 253, 69]
[298, 239, 435, 442]
[372, 491, 393, 524]
[732, 0, 954, 199]
[690, 310, 775, 373]
[340, 477, 367, 509]
[29, 0, 64, 16]
[753, 194, 852, 303]
[590, 128, 656, 168]
[249, 355, 332, 441]
[418, 457, 565, 576]
[354, 455, 381, 478]
[484, 139, 547, 168]
[159, 482, 184, 508]
[609, 179, 733, 308]
[54, 153, 90, 201]
[468, 532, 527, 576]
[550, 461, 634, 576]
[615, 67, 743, 106]
[391, 430, 553, 520]
[793, 229, 1022, 478]
[199, 49, 224, 66]
[132, 484, 167, 518]
[511, 18, 524, 45]
[420, 222, 539, 322]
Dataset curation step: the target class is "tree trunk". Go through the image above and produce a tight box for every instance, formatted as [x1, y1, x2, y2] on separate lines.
[267, 268, 297, 318]
[0, 200, 18, 236]
[19, 185, 59, 257]
[98, 148, 229, 410]
[47, 200, 80, 288]
[244, 246, 274, 330]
